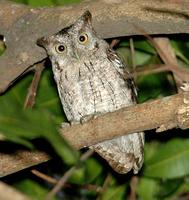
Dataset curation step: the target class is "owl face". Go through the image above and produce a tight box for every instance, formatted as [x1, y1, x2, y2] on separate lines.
[37, 11, 103, 66]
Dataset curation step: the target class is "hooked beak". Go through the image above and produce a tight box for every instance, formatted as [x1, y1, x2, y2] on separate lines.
[73, 51, 80, 60]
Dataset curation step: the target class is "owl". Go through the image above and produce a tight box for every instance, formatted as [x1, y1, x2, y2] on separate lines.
[37, 11, 144, 174]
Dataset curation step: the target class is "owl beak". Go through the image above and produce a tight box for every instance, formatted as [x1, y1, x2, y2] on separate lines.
[73, 51, 80, 60]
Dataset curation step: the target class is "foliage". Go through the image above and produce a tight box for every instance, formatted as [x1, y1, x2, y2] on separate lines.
[1, 0, 189, 200]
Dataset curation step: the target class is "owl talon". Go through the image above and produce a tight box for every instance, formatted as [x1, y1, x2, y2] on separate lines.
[61, 122, 71, 128]
[180, 82, 189, 104]
[61, 121, 80, 128]
[80, 114, 94, 124]
[180, 82, 189, 92]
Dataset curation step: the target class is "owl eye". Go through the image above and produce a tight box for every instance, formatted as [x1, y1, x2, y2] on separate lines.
[55, 44, 66, 53]
[78, 33, 88, 44]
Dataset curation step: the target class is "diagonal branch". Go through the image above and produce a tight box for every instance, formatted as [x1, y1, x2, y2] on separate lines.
[1, 92, 189, 177]
[0, 0, 189, 93]
[0, 182, 32, 200]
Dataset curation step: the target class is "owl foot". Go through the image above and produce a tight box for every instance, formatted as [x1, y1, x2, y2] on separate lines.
[61, 121, 80, 128]
[61, 122, 71, 128]
[180, 82, 189, 104]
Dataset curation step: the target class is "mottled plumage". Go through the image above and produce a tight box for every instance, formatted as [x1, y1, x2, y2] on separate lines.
[37, 11, 144, 174]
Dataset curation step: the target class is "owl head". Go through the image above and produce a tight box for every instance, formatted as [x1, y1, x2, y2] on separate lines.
[37, 11, 106, 65]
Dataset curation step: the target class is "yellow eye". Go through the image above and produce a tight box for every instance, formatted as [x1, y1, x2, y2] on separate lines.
[78, 33, 88, 44]
[55, 44, 66, 53]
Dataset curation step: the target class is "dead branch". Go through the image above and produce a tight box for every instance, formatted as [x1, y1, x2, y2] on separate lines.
[24, 60, 45, 108]
[1, 92, 189, 177]
[31, 169, 102, 192]
[0, 182, 32, 200]
[60, 93, 189, 149]
[0, 0, 189, 93]
[0, 150, 49, 177]
[45, 149, 94, 200]
[153, 38, 184, 90]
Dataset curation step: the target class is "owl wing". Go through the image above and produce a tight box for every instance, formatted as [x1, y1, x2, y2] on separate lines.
[90, 48, 144, 174]
[106, 48, 137, 102]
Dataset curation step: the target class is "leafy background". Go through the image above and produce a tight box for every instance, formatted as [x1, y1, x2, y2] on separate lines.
[1, 0, 189, 199]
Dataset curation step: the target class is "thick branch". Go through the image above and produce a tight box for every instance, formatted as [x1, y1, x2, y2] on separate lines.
[0, 182, 32, 200]
[0, 0, 189, 93]
[1, 92, 189, 177]
[60, 93, 188, 149]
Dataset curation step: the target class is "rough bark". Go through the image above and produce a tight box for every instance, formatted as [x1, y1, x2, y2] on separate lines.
[1, 92, 189, 177]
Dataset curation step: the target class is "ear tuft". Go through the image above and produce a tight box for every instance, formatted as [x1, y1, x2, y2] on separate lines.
[37, 36, 49, 48]
[81, 10, 92, 24]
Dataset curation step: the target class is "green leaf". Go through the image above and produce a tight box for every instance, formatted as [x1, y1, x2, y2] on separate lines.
[157, 179, 183, 198]
[15, 179, 58, 200]
[116, 47, 152, 67]
[171, 40, 189, 65]
[101, 185, 126, 200]
[27, 0, 55, 6]
[35, 69, 65, 122]
[119, 40, 156, 54]
[144, 139, 189, 179]
[134, 40, 156, 54]
[137, 177, 159, 200]
[137, 73, 175, 102]
[69, 167, 85, 184]
[144, 141, 161, 163]
[85, 158, 102, 183]
[165, 178, 189, 200]
[0, 70, 79, 165]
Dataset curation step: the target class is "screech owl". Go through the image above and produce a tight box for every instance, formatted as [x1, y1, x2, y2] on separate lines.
[37, 11, 144, 174]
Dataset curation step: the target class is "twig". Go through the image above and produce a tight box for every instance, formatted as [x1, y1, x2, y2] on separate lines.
[45, 149, 94, 200]
[128, 176, 138, 200]
[132, 64, 169, 76]
[96, 174, 112, 200]
[110, 39, 120, 49]
[31, 169, 102, 192]
[132, 25, 189, 85]
[31, 169, 57, 184]
[153, 38, 182, 90]
[24, 60, 45, 109]
[129, 38, 136, 80]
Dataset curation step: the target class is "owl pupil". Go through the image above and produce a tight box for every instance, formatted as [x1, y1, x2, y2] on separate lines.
[79, 35, 85, 42]
[58, 45, 65, 52]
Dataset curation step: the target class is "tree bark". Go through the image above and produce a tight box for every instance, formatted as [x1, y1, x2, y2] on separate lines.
[0, 0, 189, 93]
[1, 92, 189, 177]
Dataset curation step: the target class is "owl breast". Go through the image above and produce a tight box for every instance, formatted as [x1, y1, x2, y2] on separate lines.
[52, 55, 134, 122]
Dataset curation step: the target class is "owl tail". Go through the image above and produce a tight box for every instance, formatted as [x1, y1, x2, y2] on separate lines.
[90, 132, 144, 174]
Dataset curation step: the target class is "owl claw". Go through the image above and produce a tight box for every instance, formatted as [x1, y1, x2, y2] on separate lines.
[61, 121, 80, 128]
[180, 82, 189, 104]
[61, 122, 71, 128]
[180, 82, 189, 92]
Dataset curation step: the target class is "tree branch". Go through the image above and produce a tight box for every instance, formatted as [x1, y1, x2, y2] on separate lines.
[0, 0, 189, 93]
[1, 92, 189, 177]
[59, 93, 189, 149]
[0, 182, 32, 200]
